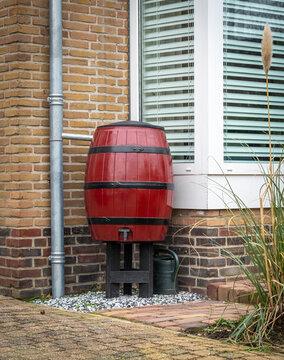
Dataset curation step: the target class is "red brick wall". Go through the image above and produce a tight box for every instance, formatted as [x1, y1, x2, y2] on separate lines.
[165, 209, 269, 296]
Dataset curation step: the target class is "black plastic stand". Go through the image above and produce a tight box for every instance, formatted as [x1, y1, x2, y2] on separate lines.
[106, 242, 153, 298]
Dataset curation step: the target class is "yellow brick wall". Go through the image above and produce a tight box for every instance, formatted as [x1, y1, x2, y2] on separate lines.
[0, 0, 129, 229]
[62, 0, 129, 227]
[0, 0, 129, 297]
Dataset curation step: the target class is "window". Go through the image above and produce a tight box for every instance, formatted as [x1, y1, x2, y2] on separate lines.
[140, 0, 194, 163]
[130, 0, 284, 210]
[223, 0, 284, 162]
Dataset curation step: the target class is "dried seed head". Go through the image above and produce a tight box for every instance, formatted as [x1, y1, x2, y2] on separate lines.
[262, 23, 273, 74]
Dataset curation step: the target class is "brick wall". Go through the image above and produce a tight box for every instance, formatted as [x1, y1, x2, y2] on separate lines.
[0, 0, 129, 297]
[62, 0, 129, 228]
[0, 225, 106, 297]
[0, 0, 264, 299]
[165, 209, 270, 296]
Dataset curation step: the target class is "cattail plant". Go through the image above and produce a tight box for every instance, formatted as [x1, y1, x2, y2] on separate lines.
[260, 22, 274, 309]
[260, 23, 274, 226]
[215, 23, 283, 348]
[261, 23, 273, 180]
[262, 23, 273, 74]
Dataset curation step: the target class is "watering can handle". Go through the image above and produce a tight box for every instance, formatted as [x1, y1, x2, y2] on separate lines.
[154, 247, 179, 281]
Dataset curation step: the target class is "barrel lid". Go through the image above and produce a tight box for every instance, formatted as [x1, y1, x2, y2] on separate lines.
[97, 121, 164, 130]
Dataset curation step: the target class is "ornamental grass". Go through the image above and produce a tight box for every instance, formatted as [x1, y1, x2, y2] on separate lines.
[219, 23, 284, 347]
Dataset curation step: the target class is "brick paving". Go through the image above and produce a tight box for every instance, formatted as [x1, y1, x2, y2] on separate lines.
[207, 281, 262, 303]
[99, 300, 254, 332]
[1, 295, 283, 360]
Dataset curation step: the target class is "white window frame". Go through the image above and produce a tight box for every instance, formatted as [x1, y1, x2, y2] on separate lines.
[130, 0, 279, 210]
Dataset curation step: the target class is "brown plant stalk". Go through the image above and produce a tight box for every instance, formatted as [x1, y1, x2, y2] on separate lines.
[261, 23, 274, 309]
[261, 23, 274, 221]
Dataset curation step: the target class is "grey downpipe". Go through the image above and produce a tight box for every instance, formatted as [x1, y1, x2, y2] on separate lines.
[62, 133, 93, 141]
[48, 0, 65, 298]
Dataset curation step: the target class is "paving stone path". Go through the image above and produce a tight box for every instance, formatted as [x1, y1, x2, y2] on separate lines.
[99, 300, 255, 332]
[0, 295, 282, 360]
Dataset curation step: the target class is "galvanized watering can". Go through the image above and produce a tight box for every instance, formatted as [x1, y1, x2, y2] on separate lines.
[153, 247, 179, 295]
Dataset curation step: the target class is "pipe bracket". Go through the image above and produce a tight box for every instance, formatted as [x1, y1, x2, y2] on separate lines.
[48, 252, 65, 264]
[47, 94, 63, 106]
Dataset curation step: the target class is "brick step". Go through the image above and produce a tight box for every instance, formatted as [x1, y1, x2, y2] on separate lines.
[208, 280, 262, 304]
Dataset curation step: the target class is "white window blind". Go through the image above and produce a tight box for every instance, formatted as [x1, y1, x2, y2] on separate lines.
[140, 0, 194, 162]
[223, 0, 284, 162]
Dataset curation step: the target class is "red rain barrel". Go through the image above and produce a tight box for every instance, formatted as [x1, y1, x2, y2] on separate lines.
[84, 121, 173, 242]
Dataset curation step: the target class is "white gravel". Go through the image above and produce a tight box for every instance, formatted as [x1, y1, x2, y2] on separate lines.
[33, 291, 205, 313]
